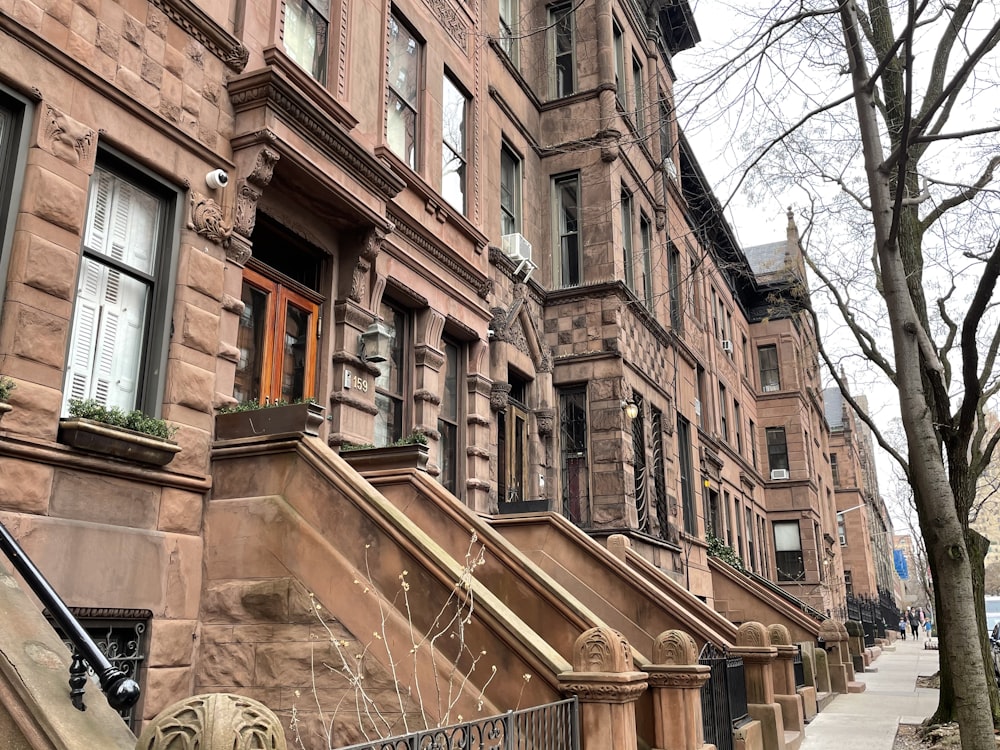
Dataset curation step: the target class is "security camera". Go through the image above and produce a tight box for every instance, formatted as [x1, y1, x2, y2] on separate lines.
[205, 169, 229, 190]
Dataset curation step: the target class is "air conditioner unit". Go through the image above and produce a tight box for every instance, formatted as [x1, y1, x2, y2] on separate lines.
[721, 339, 733, 352]
[663, 158, 678, 180]
[762, 383, 780, 393]
[694, 399, 702, 417]
[770, 468, 790, 480]
[501, 233, 536, 281]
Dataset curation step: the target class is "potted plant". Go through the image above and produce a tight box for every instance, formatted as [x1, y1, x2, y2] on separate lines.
[0, 376, 14, 425]
[215, 399, 325, 441]
[59, 398, 180, 467]
[339, 432, 430, 473]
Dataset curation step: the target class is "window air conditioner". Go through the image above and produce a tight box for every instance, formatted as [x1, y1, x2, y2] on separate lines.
[721, 339, 733, 352]
[662, 158, 677, 180]
[501, 233, 537, 281]
[770, 468, 790, 480]
[694, 399, 702, 417]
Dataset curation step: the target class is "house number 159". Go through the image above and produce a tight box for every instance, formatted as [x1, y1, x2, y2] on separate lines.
[343, 371, 369, 392]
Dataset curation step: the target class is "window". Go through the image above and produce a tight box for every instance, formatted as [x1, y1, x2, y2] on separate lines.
[749, 419, 758, 468]
[631, 392, 648, 532]
[651, 406, 671, 542]
[741, 335, 749, 378]
[375, 300, 408, 446]
[718, 382, 728, 441]
[441, 75, 467, 213]
[774, 520, 804, 581]
[844, 570, 853, 597]
[724, 491, 732, 546]
[499, 375, 528, 504]
[758, 344, 780, 392]
[549, 3, 575, 97]
[438, 339, 461, 495]
[639, 215, 652, 309]
[734, 401, 742, 455]
[632, 55, 645, 131]
[613, 21, 625, 104]
[831, 453, 840, 486]
[500, 142, 521, 236]
[621, 189, 634, 291]
[560, 386, 589, 526]
[678, 415, 695, 534]
[838, 512, 847, 546]
[746, 506, 756, 572]
[387, 14, 421, 169]
[64, 161, 175, 415]
[553, 173, 581, 287]
[766, 427, 788, 472]
[283, 0, 329, 82]
[659, 99, 673, 165]
[0, 91, 29, 276]
[758, 515, 769, 575]
[710, 288, 719, 338]
[498, 0, 518, 64]
[235, 217, 322, 405]
[668, 242, 681, 330]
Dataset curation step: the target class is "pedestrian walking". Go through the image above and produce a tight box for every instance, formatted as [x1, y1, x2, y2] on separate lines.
[908, 608, 920, 639]
[899, 617, 907, 640]
[924, 619, 933, 640]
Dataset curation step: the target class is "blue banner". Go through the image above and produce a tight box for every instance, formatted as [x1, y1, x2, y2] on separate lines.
[894, 549, 909, 580]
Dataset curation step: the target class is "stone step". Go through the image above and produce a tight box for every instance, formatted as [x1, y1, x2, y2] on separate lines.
[816, 691, 837, 711]
[784, 729, 803, 750]
[847, 681, 867, 693]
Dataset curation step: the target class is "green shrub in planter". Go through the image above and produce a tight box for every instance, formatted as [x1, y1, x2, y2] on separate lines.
[0, 376, 15, 402]
[67, 398, 176, 441]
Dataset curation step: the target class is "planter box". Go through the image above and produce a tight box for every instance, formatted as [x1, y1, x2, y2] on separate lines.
[58, 418, 181, 467]
[0, 403, 11, 426]
[498, 499, 550, 514]
[215, 402, 325, 441]
[340, 443, 429, 473]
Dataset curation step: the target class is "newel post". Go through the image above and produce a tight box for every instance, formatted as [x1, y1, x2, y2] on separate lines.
[645, 630, 711, 750]
[766, 624, 806, 736]
[730, 622, 785, 750]
[136, 693, 286, 749]
[819, 620, 849, 694]
[559, 626, 648, 750]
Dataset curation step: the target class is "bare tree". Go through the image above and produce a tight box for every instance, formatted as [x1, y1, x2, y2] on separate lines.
[680, 1, 1000, 747]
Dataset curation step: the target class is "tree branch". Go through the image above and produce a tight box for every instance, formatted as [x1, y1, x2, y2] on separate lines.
[956, 236, 1000, 443]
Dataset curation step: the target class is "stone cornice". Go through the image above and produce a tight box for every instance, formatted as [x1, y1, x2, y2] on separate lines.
[386, 208, 492, 299]
[228, 54, 404, 202]
[150, 0, 249, 72]
[558, 671, 648, 703]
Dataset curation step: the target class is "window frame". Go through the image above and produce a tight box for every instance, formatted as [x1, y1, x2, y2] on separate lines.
[374, 299, 410, 446]
[632, 54, 644, 131]
[0, 87, 31, 321]
[498, 0, 518, 65]
[639, 214, 652, 310]
[766, 426, 789, 472]
[678, 415, 696, 535]
[758, 343, 781, 392]
[386, 12, 422, 170]
[612, 20, 625, 104]
[282, 0, 331, 83]
[500, 141, 522, 236]
[63, 153, 179, 417]
[548, 2, 576, 98]
[438, 337, 463, 496]
[718, 381, 728, 441]
[441, 73, 468, 214]
[553, 172, 582, 287]
[774, 519, 805, 581]
[621, 188, 634, 291]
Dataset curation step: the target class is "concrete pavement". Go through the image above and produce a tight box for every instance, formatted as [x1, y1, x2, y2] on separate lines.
[800, 635, 940, 750]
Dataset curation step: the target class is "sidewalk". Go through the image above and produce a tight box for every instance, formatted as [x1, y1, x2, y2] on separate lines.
[800, 635, 940, 750]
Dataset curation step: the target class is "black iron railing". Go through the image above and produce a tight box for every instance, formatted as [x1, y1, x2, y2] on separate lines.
[793, 645, 805, 689]
[738, 568, 828, 623]
[700, 642, 749, 750]
[335, 697, 580, 750]
[0, 520, 140, 714]
[846, 594, 878, 647]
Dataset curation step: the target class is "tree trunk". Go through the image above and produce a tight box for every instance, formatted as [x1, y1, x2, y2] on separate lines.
[967, 528, 1000, 727]
[930, 556, 954, 723]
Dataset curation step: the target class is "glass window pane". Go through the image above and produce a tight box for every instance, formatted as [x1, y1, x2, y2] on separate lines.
[387, 96, 417, 169]
[283, 0, 329, 81]
[235, 283, 269, 403]
[280, 301, 310, 402]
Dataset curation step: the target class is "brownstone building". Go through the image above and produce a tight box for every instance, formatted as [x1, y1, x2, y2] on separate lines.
[0, 0, 879, 741]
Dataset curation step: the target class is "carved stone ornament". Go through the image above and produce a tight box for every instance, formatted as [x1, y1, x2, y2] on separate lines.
[188, 191, 233, 247]
[645, 669, 711, 690]
[736, 621, 770, 648]
[42, 105, 95, 167]
[234, 145, 280, 238]
[574, 626, 633, 673]
[767, 623, 792, 646]
[350, 227, 385, 303]
[819, 619, 844, 642]
[535, 408, 554, 436]
[489, 307, 509, 342]
[136, 693, 286, 749]
[226, 234, 253, 266]
[490, 381, 512, 412]
[652, 629, 698, 666]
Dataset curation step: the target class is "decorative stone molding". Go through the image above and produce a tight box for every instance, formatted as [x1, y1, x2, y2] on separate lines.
[489, 306, 509, 342]
[135, 693, 286, 749]
[645, 668, 710, 690]
[576, 626, 633, 673]
[188, 191, 233, 247]
[233, 142, 280, 239]
[819, 619, 845, 642]
[767, 624, 792, 646]
[535, 408, 554, 436]
[490, 382, 511, 412]
[349, 227, 384, 303]
[414, 389, 442, 406]
[149, 0, 249, 71]
[652, 629, 698, 666]
[736, 621, 771, 648]
[414, 343, 446, 370]
[41, 105, 95, 168]
[559, 678, 648, 703]
[225, 234, 252, 266]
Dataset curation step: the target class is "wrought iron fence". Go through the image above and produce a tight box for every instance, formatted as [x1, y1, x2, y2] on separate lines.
[846, 594, 878, 647]
[793, 645, 805, 689]
[335, 697, 580, 750]
[699, 643, 750, 750]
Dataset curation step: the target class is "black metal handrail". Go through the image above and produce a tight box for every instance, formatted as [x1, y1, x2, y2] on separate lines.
[0, 520, 140, 713]
[737, 567, 828, 622]
[335, 697, 580, 750]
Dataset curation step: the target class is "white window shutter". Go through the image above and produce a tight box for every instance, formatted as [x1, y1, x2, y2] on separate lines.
[92, 268, 147, 410]
[62, 258, 103, 413]
[83, 170, 114, 255]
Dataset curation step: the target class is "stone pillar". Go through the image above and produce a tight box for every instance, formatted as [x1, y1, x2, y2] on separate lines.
[811, 646, 832, 695]
[645, 630, 711, 750]
[136, 693, 286, 749]
[559, 626, 648, 750]
[844, 620, 866, 672]
[465, 363, 493, 513]
[731, 623, 785, 750]
[818, 620, 849, 694]
[836, 621, 858, 681]
[413, 310, 445, 478]
[767, 625, 807, 735]
[329, 299, 379, 446]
